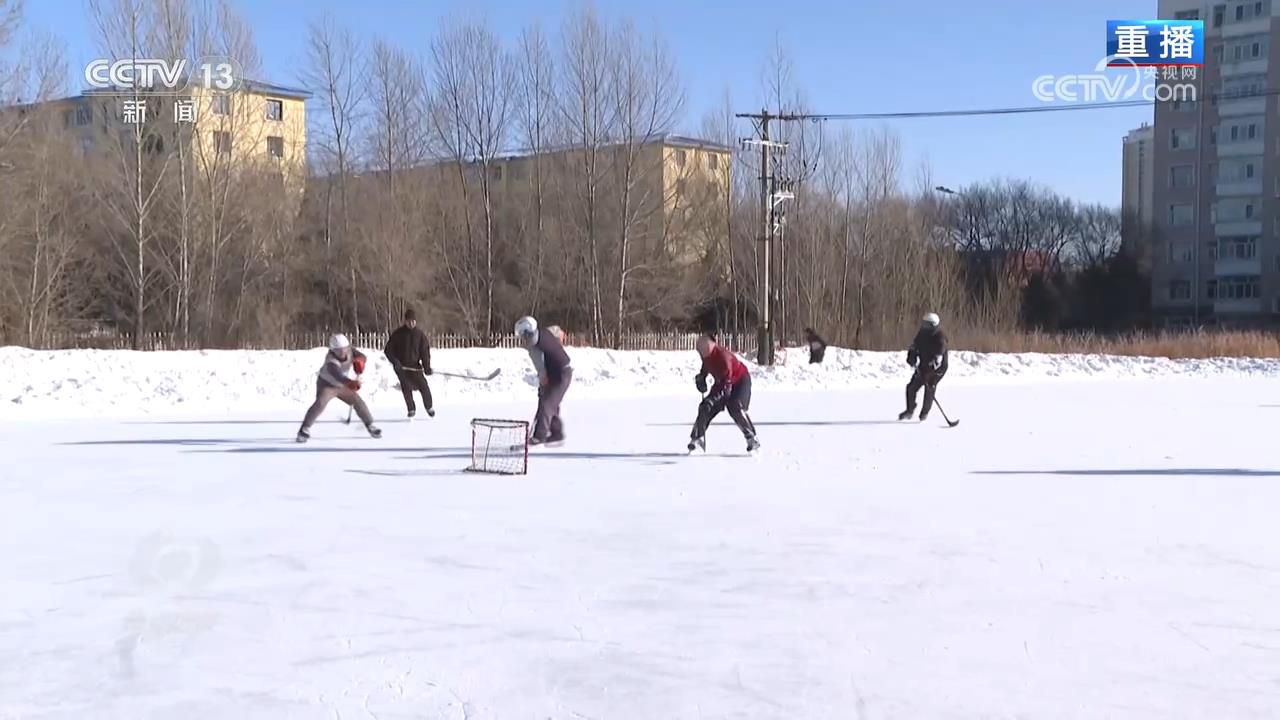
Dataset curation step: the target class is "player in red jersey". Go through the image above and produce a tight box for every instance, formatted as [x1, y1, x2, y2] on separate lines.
[689, 334, 759, 453]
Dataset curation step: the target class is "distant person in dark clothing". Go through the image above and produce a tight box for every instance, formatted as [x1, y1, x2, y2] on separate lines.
[384, 308, 434, 420]
[515, 315, 572, 445]
[899, 312, 949, 422]
[803, 327, 827, 364]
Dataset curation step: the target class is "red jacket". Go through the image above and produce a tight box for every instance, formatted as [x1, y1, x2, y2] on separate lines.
[699, 346, 749, 388]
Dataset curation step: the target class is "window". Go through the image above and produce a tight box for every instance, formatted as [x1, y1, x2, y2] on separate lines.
[673, 149, 687, 167]
[1236, 45, 1245, 61]
[1249, 123, 1258, 139]
[708, 154, 720, 170]
[1170, 204, 1195, 226]
[1247, 163, 1256, 178]
[75, 105, 93, 126]
[490, 164, 503, 181]
[1258, 1, 1264, 15]
[265, 99, 283, 122]
[213, 130, 231, 155]
[1247, 202, 1255, 218]
[1170, 164, 1196, 188]
[1172, 127, 1197, 149]
[1216, 275, 1261, 299]
[212, 94, 231, 116]
[266, 136, 284, 158]
[142, 133, 164, 154]
[1232, 126, 1241, 141]
[1207, 279, 1218, 299]
[1211, 127, 1218, 145]
[1254, 42, 1262, 58]
[1176, 9, 1200, 19]
[1169, 243, 1194, 262]
[1169, 280, 1192, 300]
[1237, 5, 1245, 20]
[1219, 236, 1259, 258]
[1215, 45, 1225, 63]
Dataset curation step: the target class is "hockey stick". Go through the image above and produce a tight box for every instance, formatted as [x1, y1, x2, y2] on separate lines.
[933, 396, 959, 427]
[435, 368, 501, 381]
[342, 372, 362, 425]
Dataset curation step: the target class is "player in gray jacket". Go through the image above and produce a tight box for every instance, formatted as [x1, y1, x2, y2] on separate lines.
[515, 316, 571, 445]
[297, 333, 382, 443]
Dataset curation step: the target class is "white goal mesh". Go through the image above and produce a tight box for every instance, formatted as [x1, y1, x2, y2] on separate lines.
[467, 418, 529, 475]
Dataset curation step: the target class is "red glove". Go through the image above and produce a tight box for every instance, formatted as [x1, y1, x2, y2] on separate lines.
[346, 379, 361, 392]
[352, 355, 366, 374]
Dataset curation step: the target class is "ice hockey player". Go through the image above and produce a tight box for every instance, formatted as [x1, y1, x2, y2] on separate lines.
[689, 335, 760, 453]
[515, 316, 572, 446]
[296, 333, 382, 443]
[898, 312, 948, 422]
[803, 327, 827, 364]
[384, 308, 434, 420]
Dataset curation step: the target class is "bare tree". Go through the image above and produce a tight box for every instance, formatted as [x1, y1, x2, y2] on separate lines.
[302, 16, 365, 326]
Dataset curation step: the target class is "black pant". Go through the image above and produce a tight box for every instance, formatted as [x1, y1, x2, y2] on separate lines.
[395, 367, 433, 413]
[693, 374, 756, 440]
[533, 369, 572, 441]
[906, 366, 945, 417]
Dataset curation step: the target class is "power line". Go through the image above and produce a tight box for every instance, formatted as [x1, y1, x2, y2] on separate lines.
[741, 87, 1280, 122]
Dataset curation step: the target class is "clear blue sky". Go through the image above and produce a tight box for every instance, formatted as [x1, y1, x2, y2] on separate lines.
[22, 0, 1157, 205]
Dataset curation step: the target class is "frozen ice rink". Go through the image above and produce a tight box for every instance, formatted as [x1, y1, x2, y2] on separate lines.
[5, 375, 1280, 719]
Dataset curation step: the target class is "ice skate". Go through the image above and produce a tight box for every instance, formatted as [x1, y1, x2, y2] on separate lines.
[746, 436, 761, 453]
[687, 436, 706, 454]
[407, 409, 416, 421]
[898, 408, 914, 421]
[296, 428, 310, 444]
[366, 424, 382, 439]
[426, 408, 436, 418]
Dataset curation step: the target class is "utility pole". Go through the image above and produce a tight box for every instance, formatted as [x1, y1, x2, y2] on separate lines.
[738, 108, 797, 366]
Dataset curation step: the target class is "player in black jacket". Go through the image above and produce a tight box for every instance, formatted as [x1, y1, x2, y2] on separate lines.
[803, 327, 827, 364]
[384, 308, 434, 419]
[899, 312, 948, 422]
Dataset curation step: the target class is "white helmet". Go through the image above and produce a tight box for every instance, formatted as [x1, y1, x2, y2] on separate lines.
[922, 312, 940, 328]
[329, 333, 351, 351]
[514, 316, 537, 339]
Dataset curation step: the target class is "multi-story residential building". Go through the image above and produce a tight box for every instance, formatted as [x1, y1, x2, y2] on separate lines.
[1122, 123, 1156, 272]
[1153, 0, 1276, 327]
[31, 79, 310, 190]
[339, 133, 732, 263]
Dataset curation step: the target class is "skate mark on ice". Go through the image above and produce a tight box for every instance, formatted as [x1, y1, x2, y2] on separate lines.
[345, 469, 466, 478]
[972, 467, 1280, 477]
[192, 445, 473, 455]
[648, 419, 899, 428]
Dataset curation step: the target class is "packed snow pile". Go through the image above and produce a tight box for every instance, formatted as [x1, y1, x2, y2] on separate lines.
[2, 344, 1279, 419]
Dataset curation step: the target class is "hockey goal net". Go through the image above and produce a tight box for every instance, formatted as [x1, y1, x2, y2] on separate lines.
[467, 418, 529, 475]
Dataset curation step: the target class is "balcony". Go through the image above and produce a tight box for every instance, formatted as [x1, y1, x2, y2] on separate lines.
[1218, 95, 1267, 116]
[1216, 178, 1264, 196]
[1215, 256, 1263, 275]
[1217, 140, 1266, 157]
[1214, 298, 1264, 314]
[1222, 17, 1271, 38]
[1221, 58, 1269, 76]
[1215, 219, 1263, 235]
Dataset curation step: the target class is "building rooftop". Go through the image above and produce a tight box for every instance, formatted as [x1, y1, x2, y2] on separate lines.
[66, 77, 311, 101]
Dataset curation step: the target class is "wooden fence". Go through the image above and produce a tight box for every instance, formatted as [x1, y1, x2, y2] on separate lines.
[8, 329, 757, 353]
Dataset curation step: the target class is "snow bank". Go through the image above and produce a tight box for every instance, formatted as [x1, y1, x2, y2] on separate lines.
[2, 344, 1279, 419]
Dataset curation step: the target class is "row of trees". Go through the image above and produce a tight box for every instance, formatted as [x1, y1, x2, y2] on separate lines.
[0, 0, 1146, 351]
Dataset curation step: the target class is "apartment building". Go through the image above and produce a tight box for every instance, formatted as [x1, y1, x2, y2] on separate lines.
[35, 79, 310, 190]
[1153, 0, 1278, 327]
[1122, 123, 1156, 272]
[343, 133, 732, 263]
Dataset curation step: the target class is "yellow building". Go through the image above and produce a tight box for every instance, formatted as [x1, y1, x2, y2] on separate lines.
[484, 134, 733, 261]
[40, 79, 310, 190]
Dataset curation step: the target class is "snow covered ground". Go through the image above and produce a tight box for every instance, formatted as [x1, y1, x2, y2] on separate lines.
[4, 349, 1280, 718]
